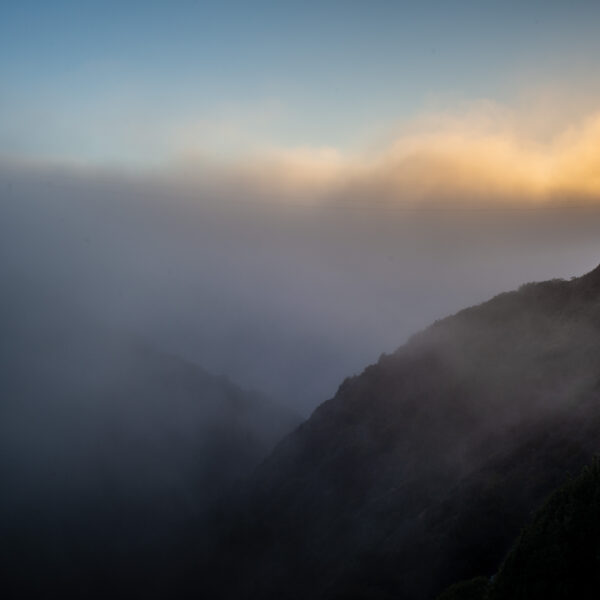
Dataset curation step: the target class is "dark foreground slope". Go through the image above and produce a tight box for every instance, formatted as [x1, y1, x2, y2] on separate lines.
[0, 331, 299, 599]
[490, 458, 600, 599]
[211, 265, 600, 600]
[438, 459, 600, 600]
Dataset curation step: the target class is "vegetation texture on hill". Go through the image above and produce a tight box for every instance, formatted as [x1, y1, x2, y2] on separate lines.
[437, 459, 600, 600]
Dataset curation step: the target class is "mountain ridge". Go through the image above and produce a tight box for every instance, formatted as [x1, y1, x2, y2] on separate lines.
[209, 263, 600, 600]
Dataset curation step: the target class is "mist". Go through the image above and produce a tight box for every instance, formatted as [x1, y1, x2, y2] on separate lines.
[2, 158, 600, 413]
[3, 137, 600, 600]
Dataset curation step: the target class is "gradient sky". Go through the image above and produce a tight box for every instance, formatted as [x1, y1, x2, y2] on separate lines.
[2, 1, 600, 165]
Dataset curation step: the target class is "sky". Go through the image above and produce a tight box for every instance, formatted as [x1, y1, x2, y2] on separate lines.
[2, 1, 600, 165]
[2, 1, 600, 413]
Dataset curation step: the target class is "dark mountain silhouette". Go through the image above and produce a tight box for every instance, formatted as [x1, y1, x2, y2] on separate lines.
[437, 459, 600, 599]
[0, 330, 300, 599]
[490, 458, 600, 599]
[209, 264, 600, 599]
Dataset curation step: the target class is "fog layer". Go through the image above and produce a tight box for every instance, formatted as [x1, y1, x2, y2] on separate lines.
[2, 158, 600, 412]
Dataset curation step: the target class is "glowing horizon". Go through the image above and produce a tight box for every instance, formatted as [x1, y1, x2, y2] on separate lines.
[3, 1, 600, 178]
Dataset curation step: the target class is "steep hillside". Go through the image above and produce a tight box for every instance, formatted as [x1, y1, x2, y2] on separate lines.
[211, 265, 600, 600]
[490, 458, 600, 599]
[437, 459, 600, 600]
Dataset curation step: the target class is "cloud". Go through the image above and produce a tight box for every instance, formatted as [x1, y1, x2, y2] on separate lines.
[374, 105, 600, 201]
[3, 138, 600, 416]
[171, 102, 600, 205]
[3, 100, 600, 414]
[7, 96, 600, 204]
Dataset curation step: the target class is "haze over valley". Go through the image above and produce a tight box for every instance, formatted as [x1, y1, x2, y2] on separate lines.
[3, 2, 600, 598]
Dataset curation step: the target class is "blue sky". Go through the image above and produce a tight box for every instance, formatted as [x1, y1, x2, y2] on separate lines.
[2, 1, 600, 164]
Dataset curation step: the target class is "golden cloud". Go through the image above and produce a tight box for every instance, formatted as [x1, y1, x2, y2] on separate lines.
[182, 104, 600, 205]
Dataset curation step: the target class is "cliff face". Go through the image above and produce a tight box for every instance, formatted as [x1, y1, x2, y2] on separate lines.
[213, 265, 600, 600]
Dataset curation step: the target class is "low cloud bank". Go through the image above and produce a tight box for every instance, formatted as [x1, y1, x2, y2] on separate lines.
[3, 104, 600, 412]
[172, 102, 600, 206]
